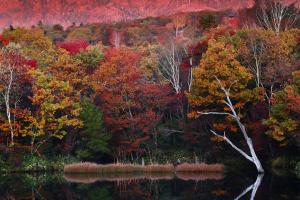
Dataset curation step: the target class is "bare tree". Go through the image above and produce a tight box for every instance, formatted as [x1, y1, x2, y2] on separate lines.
[171, 14, 188, 37]
[247, 36, 274, 111]
[0, 51, 26, 146]
[0, 57, 17, 146]
[248, 38, 265, 88]
[182, 45, 194, 92]
[114, 32, 121, 48]
[201, 77, 264, 173]
[257, 0, 299, 35]
[159, 41, 185, 94]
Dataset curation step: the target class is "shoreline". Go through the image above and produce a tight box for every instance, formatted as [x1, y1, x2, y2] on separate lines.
[64, 162, 225, 174]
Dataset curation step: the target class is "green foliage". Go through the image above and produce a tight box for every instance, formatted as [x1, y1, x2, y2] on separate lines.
[22, 155, 49, 171]
[264, 71, 300, 146]
[0, 155, 11, 173]
[21, 155, 78, 172]
[76, 98, 111, 160]
[22, 69, 83, 140]
[75, 47, 104, 70]
[2, 27, 58, 67]
[22, 173, 65, 189]
[66, 27, 93, 41]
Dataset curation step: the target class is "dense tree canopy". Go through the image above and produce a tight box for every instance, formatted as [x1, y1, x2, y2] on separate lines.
[0, 3, 299, 170]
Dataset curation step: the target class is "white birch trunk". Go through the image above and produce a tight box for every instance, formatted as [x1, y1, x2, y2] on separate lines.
[202, 77, 264, 173]
[1, 63, 15, 146]
[159, 41, 183, 94]
[258, 0, 298, 35]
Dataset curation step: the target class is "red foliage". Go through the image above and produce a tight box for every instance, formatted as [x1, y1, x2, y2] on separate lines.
[228, 17, 239, 27]
[57, 40, 89, 55]
[0, 35, 10, 46]
[181, 27, 234, 71]
[24, 59, 37, 69]
[8, 53, 35, 83]
[179, 40, 208, 91]
[183, 40, 208, 70]
[221, 17, 239, 29]
[92, 48, 173, 155]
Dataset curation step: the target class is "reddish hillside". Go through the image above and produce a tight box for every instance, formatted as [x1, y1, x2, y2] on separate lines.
[0, 0, 255, 29]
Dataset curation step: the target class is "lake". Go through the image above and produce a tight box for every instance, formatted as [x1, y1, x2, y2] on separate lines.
[0, 172, 299, 199]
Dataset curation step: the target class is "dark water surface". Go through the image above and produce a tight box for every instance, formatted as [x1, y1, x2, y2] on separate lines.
[0, 172, 299, 200]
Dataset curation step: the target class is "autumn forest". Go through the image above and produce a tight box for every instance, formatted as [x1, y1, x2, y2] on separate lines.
[0, 0, 299, 182]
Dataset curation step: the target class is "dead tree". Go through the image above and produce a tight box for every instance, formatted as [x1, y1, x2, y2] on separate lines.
[159, 41, 185, 94]
[257, 0, 299, 35]
[200, 77, 264, 173]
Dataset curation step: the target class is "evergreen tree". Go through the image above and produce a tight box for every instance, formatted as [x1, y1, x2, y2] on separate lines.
[76, 97, 111, 161]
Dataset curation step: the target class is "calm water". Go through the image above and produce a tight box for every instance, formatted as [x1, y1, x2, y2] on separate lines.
[0, 172, 299, 200]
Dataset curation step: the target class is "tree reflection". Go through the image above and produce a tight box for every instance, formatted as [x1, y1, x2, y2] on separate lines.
[235, 174, 264, 200]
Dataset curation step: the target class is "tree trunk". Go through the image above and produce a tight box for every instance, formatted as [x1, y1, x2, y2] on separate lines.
[207, 76, 265, 173]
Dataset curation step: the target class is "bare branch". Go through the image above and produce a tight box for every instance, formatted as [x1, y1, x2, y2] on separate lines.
[211, 130, 253, 162]
[204, 75, 264, 173]
[198, 111, 235, 118]
[257, 0, 298, 35]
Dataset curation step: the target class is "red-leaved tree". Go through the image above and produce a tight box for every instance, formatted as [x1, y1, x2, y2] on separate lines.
[92, 48, 172, 158]
[57, 40, 89, 55]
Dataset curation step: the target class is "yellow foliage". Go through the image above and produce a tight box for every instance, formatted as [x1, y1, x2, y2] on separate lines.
[187, 32, 253, 137]
[21, 69, 83, 140]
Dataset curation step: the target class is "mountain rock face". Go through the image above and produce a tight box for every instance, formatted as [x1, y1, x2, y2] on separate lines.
[0, 0, 298, 30]
[0, 0, 255, 29]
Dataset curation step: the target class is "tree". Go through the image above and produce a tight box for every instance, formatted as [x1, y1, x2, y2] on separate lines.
[158, 40, 187, 94]
[234, 28, 300, 112]
[0, 49, 34, 146]
[46, 48, 89, 96]
[57, 40, 89, 55]
[181, 27, 236, 93]
[65, 27, 93, 42]
[188, 38, 264, 173]
[264, 71, 300, 146]
[181, 40, 208, 92]
[75, 47, 104, 72]
[134, 44, 161, 81]
[21, 69, 83, 154]
[75, 98, 111, 161]
[170, 13, 188, 37]
[257, 0, 299, 35]
[92, 48, 172, 158]
[2, 28, 58, 67]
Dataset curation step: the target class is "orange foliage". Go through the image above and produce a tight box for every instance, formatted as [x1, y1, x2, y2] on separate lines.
[92, 48, 172, 154]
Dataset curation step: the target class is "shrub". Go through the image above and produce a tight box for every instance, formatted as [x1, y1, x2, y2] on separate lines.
[22, 155, 78, 172]
[22, 155, 49, 172]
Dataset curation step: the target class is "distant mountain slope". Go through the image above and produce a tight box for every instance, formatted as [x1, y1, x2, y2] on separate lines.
[0, 0, 255, 29]
[0, 0, 298, 30]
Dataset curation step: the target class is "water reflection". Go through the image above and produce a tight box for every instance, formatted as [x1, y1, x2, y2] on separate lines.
[234, 174, 263, 200]
[0, 172, 298, 199]
[64, 172, 224, 183]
